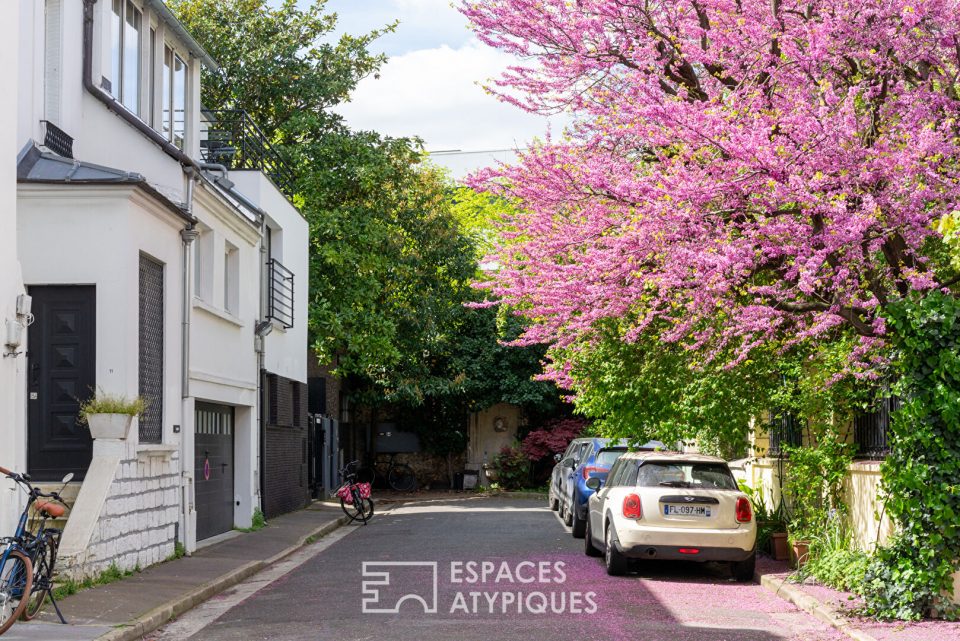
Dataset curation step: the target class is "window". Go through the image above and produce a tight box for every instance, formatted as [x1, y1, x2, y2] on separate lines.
[173, 53, 186, 148]
[595, 449, 626, 468]
[44, 0, 63, 124]
[634, 462, 738, 490]
[193, 228, 213, 302]
[148, 28, 156, 127]
[224, 241, 239, 315]
[162, 45, 172, 139]
[109, 0, 141, 115]
[139, 255, 164, 444]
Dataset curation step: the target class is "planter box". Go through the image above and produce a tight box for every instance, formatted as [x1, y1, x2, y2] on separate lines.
[771, 532, 789, 561]
[791, 540, 811, 569]
[86, 413, 134, 440]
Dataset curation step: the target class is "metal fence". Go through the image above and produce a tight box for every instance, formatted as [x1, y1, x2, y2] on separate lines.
[200, 109, 296, 197]
[266, 258, 294, 329]
[854, 396, 899, 459]
[766, 413, 804, 457]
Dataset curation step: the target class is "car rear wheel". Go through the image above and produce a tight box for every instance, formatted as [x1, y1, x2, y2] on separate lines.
[570, 501, 586, 538]
[731, 551, 756, 582]
[548, 492, 559, 511]
[562, 501, 573, 526]
[604, 523, 628, 576]
[584, 515, 602, 557]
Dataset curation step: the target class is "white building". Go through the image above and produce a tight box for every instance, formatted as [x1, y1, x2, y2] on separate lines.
[12, 0, 308, 575]
[0, 0, 26, 540]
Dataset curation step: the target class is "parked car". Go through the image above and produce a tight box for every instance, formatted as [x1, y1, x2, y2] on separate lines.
[560, 439, 663, 538]
[548, 438, 595, 514]
[583, 451, 757, 581]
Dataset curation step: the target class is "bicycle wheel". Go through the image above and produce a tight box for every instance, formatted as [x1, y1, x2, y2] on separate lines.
[22, 538, 56, 621]
[339, 492, 374, 524]
[0, 550, 33, 636]
[387, 463, 417, 492]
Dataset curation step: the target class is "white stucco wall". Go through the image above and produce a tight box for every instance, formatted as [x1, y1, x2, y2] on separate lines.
[186, 184, 262, 543]
[229, 171, 309, 384]
[0, 0, 25, 539]
[17, 184, 187, 575]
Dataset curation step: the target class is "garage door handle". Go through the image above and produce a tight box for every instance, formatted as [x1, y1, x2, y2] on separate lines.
[221, 463, 229, 472]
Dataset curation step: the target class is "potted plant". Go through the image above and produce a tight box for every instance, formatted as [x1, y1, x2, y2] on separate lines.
[79, 390, 147, 440]
[739, 481, 789, 560]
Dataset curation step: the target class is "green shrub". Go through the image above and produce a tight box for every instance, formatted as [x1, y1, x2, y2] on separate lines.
[491, 445, 529, 490]
[806, 549, 870, 593]
[78, 389, 147, 424]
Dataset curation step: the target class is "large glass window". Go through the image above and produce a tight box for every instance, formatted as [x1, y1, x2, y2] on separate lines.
[148, 27, 156, 127]
[109, 0, 141, 115]
[173, 54, 186, 148]
[122, 1, 141, 113]
[162, 46, 172, 139]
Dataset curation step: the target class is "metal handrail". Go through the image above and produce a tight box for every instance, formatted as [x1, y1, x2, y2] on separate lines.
[200, 109, 296, 198]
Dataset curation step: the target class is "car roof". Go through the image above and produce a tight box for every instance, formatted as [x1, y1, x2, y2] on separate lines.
[617, 451, 729, 465]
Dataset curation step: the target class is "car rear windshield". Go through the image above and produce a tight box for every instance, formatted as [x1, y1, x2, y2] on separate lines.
[635, 462, 738, 490]
[595, 449, 627, 468]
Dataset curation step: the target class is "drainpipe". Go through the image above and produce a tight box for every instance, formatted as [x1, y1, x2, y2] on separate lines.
[180, 169, 198, 399]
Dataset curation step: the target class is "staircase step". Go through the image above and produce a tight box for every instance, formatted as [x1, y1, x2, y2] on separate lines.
[30, 481, 80, 532]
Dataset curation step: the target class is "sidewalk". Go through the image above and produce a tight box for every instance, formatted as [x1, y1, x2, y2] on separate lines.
[6, 502, 347, 641]
[757, 557, 960, 641]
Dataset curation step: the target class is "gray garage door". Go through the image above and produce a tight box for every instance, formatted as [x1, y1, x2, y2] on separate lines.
[195, 402, 235, 540]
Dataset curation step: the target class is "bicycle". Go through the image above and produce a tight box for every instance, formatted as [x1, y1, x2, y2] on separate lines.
[0, 465, 71, 636]
[335, 461, 374, 525]
[358, 453, 418, 492]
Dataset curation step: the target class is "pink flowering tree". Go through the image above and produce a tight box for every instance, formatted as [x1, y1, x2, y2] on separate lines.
[461, 0, 960, 381]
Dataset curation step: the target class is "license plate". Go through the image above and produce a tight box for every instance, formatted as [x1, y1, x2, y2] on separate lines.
[665, 504, 710, 517]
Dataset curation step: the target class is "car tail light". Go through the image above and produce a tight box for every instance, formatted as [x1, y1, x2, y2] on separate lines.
[736, 497, 752, 523]
[622, 493, 642, 519]
[582, 466, 605, 480]
[678, 548, 700, 555]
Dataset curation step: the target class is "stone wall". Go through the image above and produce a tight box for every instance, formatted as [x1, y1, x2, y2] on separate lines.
[81, 453, 180, 576]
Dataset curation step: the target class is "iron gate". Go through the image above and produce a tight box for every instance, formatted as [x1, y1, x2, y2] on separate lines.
[308, 415, 340, 498]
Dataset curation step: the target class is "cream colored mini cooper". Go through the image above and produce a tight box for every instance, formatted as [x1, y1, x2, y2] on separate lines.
[583, 451, 757, 580]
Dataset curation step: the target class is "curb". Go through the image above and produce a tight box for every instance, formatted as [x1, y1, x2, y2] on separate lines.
[95, 515, 349, 641]
[499, 491, 548, 500]
[758, 573, 879, 641]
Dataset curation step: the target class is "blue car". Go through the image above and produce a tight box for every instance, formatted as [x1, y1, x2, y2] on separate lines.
[560, 439, 663, 538]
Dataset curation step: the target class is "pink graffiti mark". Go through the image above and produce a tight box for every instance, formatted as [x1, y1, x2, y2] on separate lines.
[203, 458, 211, 481]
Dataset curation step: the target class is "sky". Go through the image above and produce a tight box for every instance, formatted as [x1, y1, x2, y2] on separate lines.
[318, 0, 555, 177]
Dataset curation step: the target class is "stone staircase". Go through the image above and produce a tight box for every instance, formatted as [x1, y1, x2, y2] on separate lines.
[30, 481, 81, 533]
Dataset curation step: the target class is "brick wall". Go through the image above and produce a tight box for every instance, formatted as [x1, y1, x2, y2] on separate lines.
[263, 372, 310, 519]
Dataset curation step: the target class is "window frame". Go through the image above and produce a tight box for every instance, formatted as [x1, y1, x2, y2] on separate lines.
[109, 0, 143, 116]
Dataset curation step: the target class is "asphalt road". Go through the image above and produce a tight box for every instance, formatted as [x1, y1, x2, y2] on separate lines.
[149, 496, 847, 641]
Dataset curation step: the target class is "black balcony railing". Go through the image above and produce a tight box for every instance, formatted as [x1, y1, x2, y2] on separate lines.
[201, 109, 296, 198]
[766, 412, 804, 457]
[266, 258, 294, 329]
[854, 396, 899, 459]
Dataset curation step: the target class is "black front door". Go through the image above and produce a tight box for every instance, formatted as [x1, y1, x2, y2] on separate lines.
[27, 286, 96, 481]
[195, 402, 235, 540]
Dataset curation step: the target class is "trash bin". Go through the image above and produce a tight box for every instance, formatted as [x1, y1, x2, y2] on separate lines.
[453, 472, 464, 490]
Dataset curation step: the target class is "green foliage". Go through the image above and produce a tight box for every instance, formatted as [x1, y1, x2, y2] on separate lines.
[781, 438, 853, 541]
[53, 563, 137, 601]
[491, 445, 530, 490]
[864, 291, 960, 620]
[78, 390, 147, 423]
[564, 321, 776, 458]
[795, 514, 869, 594]
[237, 508, 267, 533]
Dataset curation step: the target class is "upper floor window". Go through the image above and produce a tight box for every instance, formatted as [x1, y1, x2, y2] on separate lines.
[162, 45, 187, 149]
[110, 0, 142, 116]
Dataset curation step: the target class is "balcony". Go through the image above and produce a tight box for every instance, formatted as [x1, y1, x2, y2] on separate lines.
[266, 258, 294, 329]
[854, 396, 898, 459]
[200, 109, 296, 198]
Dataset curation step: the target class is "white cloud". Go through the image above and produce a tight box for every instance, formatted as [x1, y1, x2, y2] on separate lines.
[336, 40, 556, 175]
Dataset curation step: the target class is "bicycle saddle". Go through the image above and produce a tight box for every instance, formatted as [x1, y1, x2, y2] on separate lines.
[34, 501, 65, 518]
